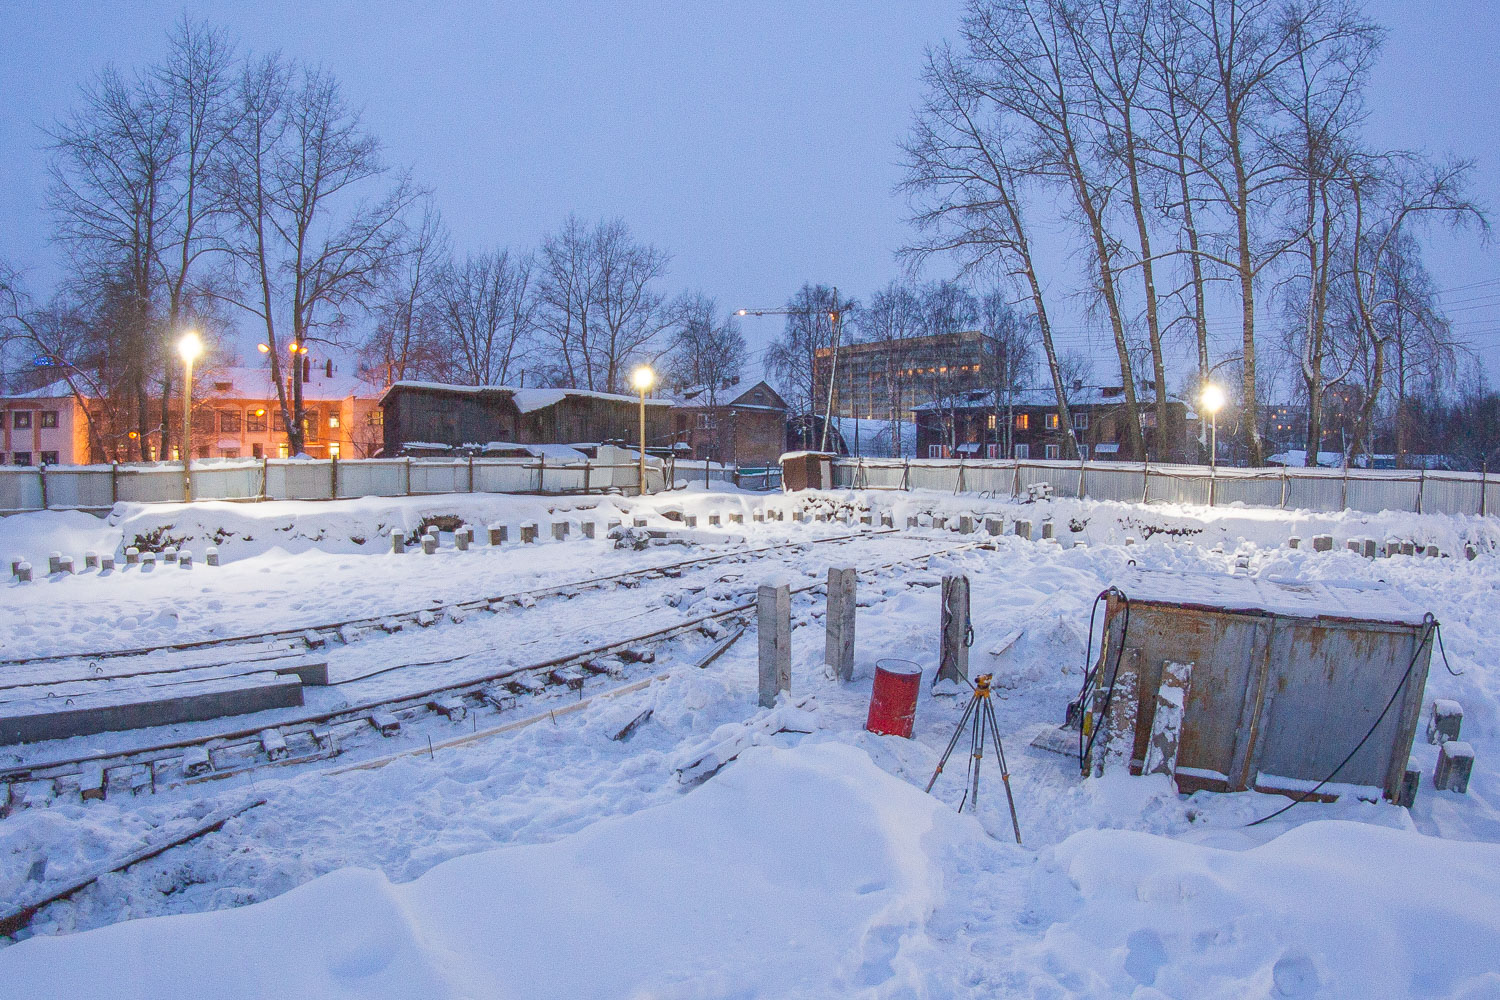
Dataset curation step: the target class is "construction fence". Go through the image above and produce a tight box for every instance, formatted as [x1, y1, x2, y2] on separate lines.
[0, 446, 668, 515]
[830, 456, 1500, 518]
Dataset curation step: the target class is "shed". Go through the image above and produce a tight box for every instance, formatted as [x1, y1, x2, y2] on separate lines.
[780, 451, 835, 492]
[1091, 569, 1432, 802]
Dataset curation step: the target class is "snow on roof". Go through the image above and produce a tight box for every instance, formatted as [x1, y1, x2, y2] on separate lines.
[381, 380, 670, 410]
[1, 379, 74, 400]
[1112, 567, 1427, 627]
[195, 365, 381, 402]
[1268, 450, 1346, 468]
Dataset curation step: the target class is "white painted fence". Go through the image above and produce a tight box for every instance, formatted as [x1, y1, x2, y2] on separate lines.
[0, 445, 666, 514]
[830, 457, 1500, 517]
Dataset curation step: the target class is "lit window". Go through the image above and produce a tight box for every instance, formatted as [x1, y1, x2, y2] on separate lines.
[12, 411, 31, 429]
[1014, 413, 1029, 431]
[40, 450, 59, 465]
[329, 414, 340, 429]
[39, 411, 58, 429]
[1045, 413, 1059, 429]
[986, 415, 996, 430]
[277, 443, 289, 458]
[328, 442, 341, 458]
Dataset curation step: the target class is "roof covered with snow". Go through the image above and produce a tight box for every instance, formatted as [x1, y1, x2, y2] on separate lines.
[380, 380, 671, 411]
[1112, 568, 1427, 627]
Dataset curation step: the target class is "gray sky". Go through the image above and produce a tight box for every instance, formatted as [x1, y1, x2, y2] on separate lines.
[1, 1, 1496, 388]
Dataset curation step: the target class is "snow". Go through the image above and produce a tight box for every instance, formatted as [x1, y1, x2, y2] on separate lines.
[0, 486, 1498, 993]
[379, 380, 671, 412]
[1112, 566, 1428, 625]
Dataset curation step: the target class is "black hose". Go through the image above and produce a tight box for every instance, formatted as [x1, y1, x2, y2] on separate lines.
[1247, 614, 1437, 827]
[1077, 587, 1129, 774]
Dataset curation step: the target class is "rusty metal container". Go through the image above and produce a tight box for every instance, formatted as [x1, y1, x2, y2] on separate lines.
[1091, 569, 1432, 802]
[779, 451, 835, 492]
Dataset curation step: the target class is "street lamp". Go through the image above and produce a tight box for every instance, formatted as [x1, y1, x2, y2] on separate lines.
[735, 290, 845, 452]
[632, 365, 656, 496]
[178, 331, 204, 502]
[1200, 382, 1226, 471]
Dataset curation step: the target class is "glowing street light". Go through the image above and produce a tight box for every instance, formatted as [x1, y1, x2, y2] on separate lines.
[1200, 382, 1225, 471]
[632, 365, 656, 496]
[178, 331, 204, 502]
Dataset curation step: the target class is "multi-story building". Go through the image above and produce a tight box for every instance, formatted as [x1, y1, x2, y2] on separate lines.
[913, 385, 1195, 462]
[812, 330, 987, 422]
[0, 358, 383, 465]
[668, 380, 788, 467]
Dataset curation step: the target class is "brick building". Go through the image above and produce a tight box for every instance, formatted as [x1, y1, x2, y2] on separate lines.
[668, 380, 788, 467]
[913, 386, 1195, 462]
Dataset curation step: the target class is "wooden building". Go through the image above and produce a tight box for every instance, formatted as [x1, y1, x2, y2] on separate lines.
[379, 382, 672, 456]
[669, 380, 788, 468]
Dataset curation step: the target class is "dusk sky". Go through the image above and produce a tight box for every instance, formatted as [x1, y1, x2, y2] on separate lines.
[2, 1, 1497, 386]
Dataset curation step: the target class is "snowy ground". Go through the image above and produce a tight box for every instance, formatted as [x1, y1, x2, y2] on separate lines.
[1, 487, 1498, 997]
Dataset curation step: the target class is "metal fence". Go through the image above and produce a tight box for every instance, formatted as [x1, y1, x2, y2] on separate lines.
[0, 447, 668, 515]
[830, 457, 1500, 518]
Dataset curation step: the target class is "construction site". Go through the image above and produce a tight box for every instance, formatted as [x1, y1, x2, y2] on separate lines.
[0, 478, 1492, 998]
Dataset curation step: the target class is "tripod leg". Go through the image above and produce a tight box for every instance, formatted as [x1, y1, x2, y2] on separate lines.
[925, 695, 978, 794]
[986, 700, 1023, 845]
[969, 698, 985, 813]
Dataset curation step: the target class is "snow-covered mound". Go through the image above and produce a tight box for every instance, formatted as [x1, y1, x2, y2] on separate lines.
[5, 742, 1499, 998]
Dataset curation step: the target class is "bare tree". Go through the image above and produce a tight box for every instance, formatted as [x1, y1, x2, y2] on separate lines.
[361, 200, 448, 385]
[218, 56, 417, 454]
[666, 292, 747, 462]
[764, 283, 844, 434]
[536, 216, 669, 393]
[978, 289, 1036, 456]
[431, 248, 535, 386]
[860, 280, 926, 454]
[899, 41, 1078, 450]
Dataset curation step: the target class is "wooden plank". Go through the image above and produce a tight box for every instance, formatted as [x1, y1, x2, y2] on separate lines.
[1144, 661, 1193, 777]
[0, 797, 267, 937]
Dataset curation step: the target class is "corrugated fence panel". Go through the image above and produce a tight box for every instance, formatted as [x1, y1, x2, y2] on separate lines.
[114, 466, 184, 505]
[906, 462, 962, 493]
[337, 460, 407, 498]
[268, 460, 336, 500]
[1208, 470, 1284, 508]
[1419, 474, 1482, 516]
[1282, 472, 1345, 512]
[1083, 464, 1147, 503]
[1017, 461, 1082, 499]
[1344, 474, 1421, 514]
[189, 463, 262, 501]
[964, 463, 1017, 496]
[0, 469, 43, 512]
[473, 460, 540, 493]
[1147, 467, 1212, 506]
[408, 460, 468, 495]
[40, 467, 115, 509]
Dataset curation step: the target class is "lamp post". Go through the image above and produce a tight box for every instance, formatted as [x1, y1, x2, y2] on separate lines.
[178, 331, 204, 502]
[1200, 382, 1226, 471]
[632, 365, 656, 496]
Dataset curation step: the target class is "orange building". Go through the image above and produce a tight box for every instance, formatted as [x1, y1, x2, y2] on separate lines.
[0, 360, 383, 465]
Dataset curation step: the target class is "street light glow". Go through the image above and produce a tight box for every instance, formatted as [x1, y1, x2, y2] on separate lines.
[631, 365, 655, 393]
[257, 343, 270, 354]
[1200, 383, 1226, 414]
[177, 331, 203, 363]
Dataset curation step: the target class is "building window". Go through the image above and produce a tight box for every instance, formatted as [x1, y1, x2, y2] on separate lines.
[277, 443, 289, 458]
[192, 410, 213, 434]
[40, 450, 59, 465]
[928, 444, 946, 458]
[1045, 413, 1059, 430]
[252, 442, 264, 459]
[13, 451, 31, 465]
[1013, 443, 1029, 460]
[304, 409, 320, 440]
[371, 409, 383, 427]
[273, 411, 285, 432]
[1014, 413, 1029, 431]
[328, 442, 341, 458]
[328, 413, 340, 429]
[221, 448, 240, 459]
[1073, 412, 1089, 430]
[986, 414, 997, 430]
[986, 444, 999, 459]
[219, 409, 242, 433]
[39, 410, 58, 429]
[197, 445, 210, 459]
[1045, 444, 1060, 460]
[247, 408, 268, 432]
[12, 411, 31, 429]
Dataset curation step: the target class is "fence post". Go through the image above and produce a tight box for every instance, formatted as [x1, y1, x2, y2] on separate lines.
[329, 455, 338, 500]
[37, 465, 47, 511]
[261, 455, 269, 500]
[1141, 459, 1150, 504]
[404, 456, 412, 497]
[583, 460, 592, 494]
[468, 453, 475, 493]
[1340, 462, 1349, 511]
[111, 462, 119, 504]
[1208, 461, 1216, 508]
[1482, 461, 1488, 518]
[1280, 466, 1288, 509]
[1078, 456, 1086, 500]
[538, 453, 546, 493]
[955, 458, 965, 496]
[902, 459, 911, 491]
[1417, 468, 1425, 515]
[1011, 461, 1020, 499]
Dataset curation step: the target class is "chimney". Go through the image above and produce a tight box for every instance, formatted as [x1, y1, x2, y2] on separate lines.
[325, 358, 333, 379]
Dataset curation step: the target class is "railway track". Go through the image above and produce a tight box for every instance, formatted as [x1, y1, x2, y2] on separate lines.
[0, 536, 995, 813]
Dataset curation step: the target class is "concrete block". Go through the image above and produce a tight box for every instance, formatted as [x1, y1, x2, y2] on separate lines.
[1312, 534, 1333, 552]
[1465, 542, 1478, 561]
[0, 672, 304, 746]
[552, 521, 569, 541]
[1401, 540, 1416, 556]
[582, 521, 596, 539]
[1396, 767, 1421, 808]
[607, 520, 622, 532]
[421, 534, 438, 555]
[1014, 519, 1033, 541]
[48, 552, 62, 574]
[431, 696, 468, 720]
[958, 515, 975, 534]
[1347, 539, 1362, 554]
[521, 523, 538, 544]
[8, 558, 20, 577]
[455, 528, 469, 551]
[84, 551, 98, 570]
[1288, 537, 1301, 549]
[1041, 520, 1055, 540]
[859, 512, 873, 525]
[259, 728, 288, 761]
[141, 552, 156, 570]
[391, 530, 406, 554]
[824, 565, 856, 683]
[205, 547, 219, 566]
[125, 547, 140, 565]
[985, 516, 1004, 537]
[182, 746, 212, 776]
[906, 515, 919, 529]
[932, 515, 947, 529]
[1427, 699, 1463, 745]
[99, 555, 114, 572]
[753, 510, 766, 522]
[488, 524, 507, 546]
[633, 516, 648, 528]
[938, 574, 970, 685]
[79, 765, 105, 802]
[1424, 543, 1440, 558]
[757, 580, 791, 708]
[178, 551, 192, 568]
[684, 514, 698, 528]
[709, 513, 721, 527]
[1384, 538, 1401, 557]
[881, 512, 894, 528]
[1435, 741, 1474, 793]
[729, 512, 744, 524]
[1363, 538, 1377, 558]
[162, 547, 177, 565]
[370, 711, 401, 736]
[57, 556, 73, 574]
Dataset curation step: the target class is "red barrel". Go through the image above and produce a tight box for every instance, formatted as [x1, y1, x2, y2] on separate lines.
[866, 658, 923, 738]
